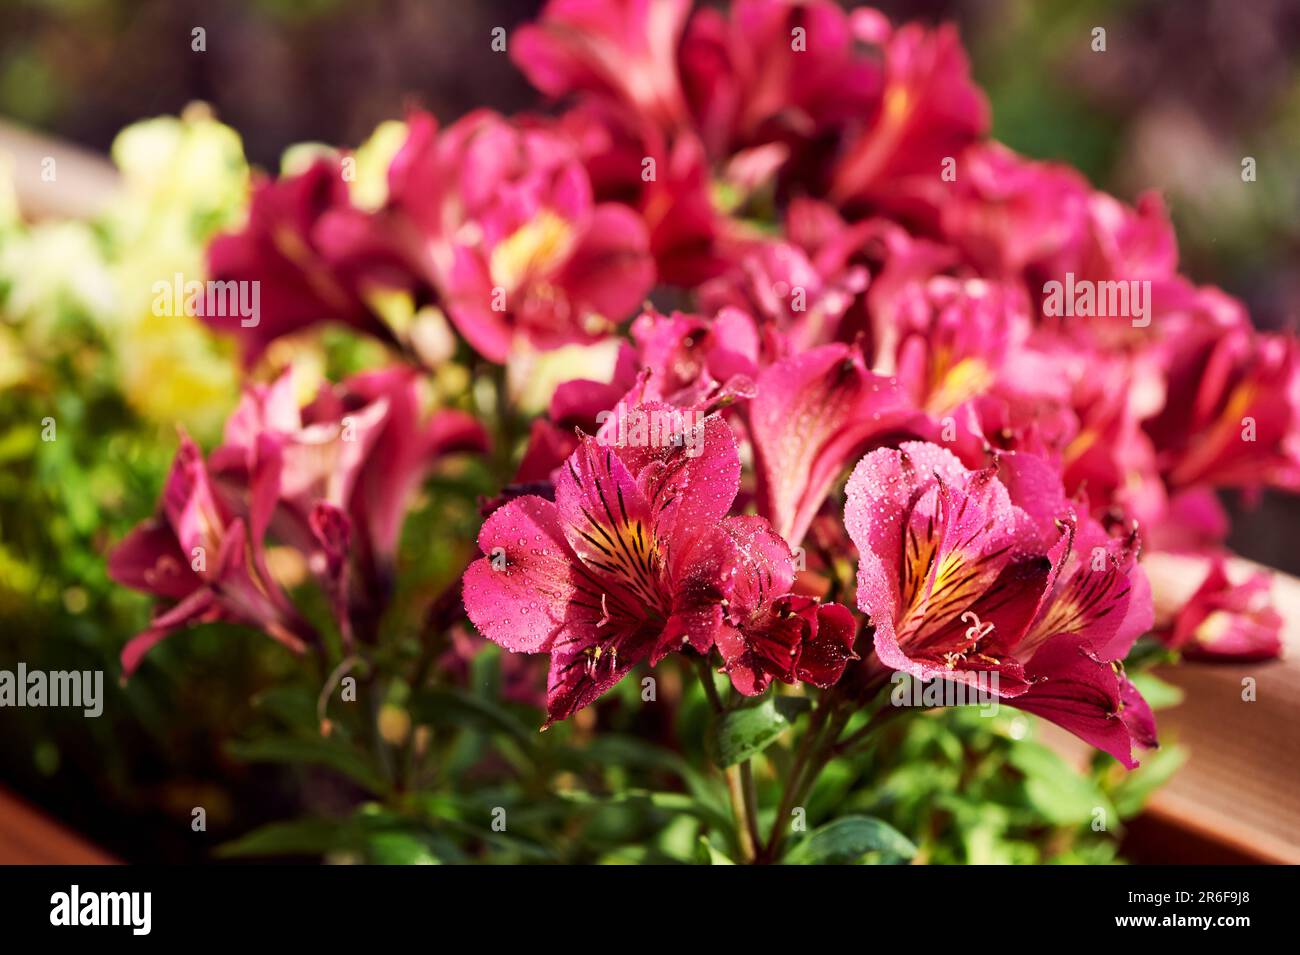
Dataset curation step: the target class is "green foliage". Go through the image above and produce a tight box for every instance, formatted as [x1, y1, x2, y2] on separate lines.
[784, 815, 917, 865]
[715, 696, 794, 767]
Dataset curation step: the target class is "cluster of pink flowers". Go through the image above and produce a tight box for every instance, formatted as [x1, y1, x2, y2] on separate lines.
[112, 0, 1298, 770]
[109, 368, 486, 670]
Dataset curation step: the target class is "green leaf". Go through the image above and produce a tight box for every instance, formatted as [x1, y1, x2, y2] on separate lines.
[556, 788, 733, 833]
[226, 737, 387, 795]
[696, 834, 735, 865]
[1107, 743, 1188, 817]
[1007, 741, 1113, 827]
[784, 815, 917, 865]
[216, 818, 348, 859]
[365, 832, 441, 865]
[407, 687, 536, 753]
[716, 696, 790, 767]
[773, 695, 813, 722]
[583, 735, 726, 812]
[1128, 672, 1184, 711]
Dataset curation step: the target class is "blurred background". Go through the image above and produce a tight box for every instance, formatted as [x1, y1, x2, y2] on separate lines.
[3, 0, 1297, 323]
[0, 0, 1297, 863]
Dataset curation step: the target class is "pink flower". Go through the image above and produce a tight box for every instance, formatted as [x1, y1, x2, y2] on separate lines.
[1073, 191, 1179, 287]
[108, 434, 317, 676]
[559, 103, 735, 286]
[875, 274, 1032, 417]
[679, 0, 880, 160]
[628, 306, 760, 406]
[210, 367, 487, 642]
[513, 0, 693, 134]
[1145, 488, 1230, 553]
[462, 402, 850, 723]
[1146, 324, 1300, 491]
[829, 20, 988, 208]
[204, 157, 407, 365]
[936, 143, 1092, 282]
[463, 407, 738, 724]
[388, 110, 655, 361]
[749, 343, 917, 546]
[1055, 350, 1167, 529]
[844, 442, 1156, 767]
[1160, 557, 1283, 662]
[712, 517, 858, 696]
[698, 229, 870, 351]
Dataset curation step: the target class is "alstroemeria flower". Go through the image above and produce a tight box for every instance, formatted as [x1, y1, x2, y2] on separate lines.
[699, 235, 870, 351]
[210, 366, 487, 640]
[557, 99, 736, 286]
[845, 442, 1156, 767]
[1073, 190, 1179, 289]
[463, 405, 744, 723]
[1145, 487, 1230, 553]
[388, 110, 655, 361]
[876, 275, 1032, 417]
[829, 19, 988, 209]
[513, 0, 694, 135]
[1146, 324, 1300, 492]
[1056, 349, 1167, 529]
[513, 307, 761, 489]
[1159, 557, 1283, 663]
[936, 143, 1092, 283]
[1033, 190, 1182, 347]
[204, 156, 406, 365]
[749, 342, 917, 546]
[628, 306, 760, 406]
[108, 433, 317, 675]
[463, 401, 854, 722]
[712, 517, 857, 695]
[679, 0, 880, 160]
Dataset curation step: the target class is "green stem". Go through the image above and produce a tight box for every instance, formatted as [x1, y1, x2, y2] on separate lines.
[830, 701, 906, 757]
[740, 760, 762, 859]
[763, 699, 831, 862]
[726, 763, 759, 863]
[696, 658, 760, 863]
[697, 657, 726, 714]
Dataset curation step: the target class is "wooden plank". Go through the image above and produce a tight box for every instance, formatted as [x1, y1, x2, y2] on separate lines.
[0, 787, 117, 864]
[0, 119, 119, 221]
[1041, 554, 1300, 863]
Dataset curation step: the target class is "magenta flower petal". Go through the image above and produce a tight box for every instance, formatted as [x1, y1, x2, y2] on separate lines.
[512, 0, 692, 132]
[389, 110, 655, 361]
[711, 516, 856, 695]
[463, 495, 579, 655]
[848, 445, 1050, 692]
[598, 403, 742, 540]
[797, 603, 859, 688]
[556, 204, 657, 329]
[845, 443, 1157, 764]
[829, 22, 988, 206]
[203, 158, 402, 365]
[751, 343, 915, 546]
[544, 625, 659, 726]
[1164, 558, 1284, 663]
[1012, 637, 1156, 769]
[107, 519, 201, 602]
[463, 405, 757, 723]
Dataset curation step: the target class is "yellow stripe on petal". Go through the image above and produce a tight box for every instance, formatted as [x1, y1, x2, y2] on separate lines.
[927, 356, 994, 415]
[489, 210, 575, 292]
